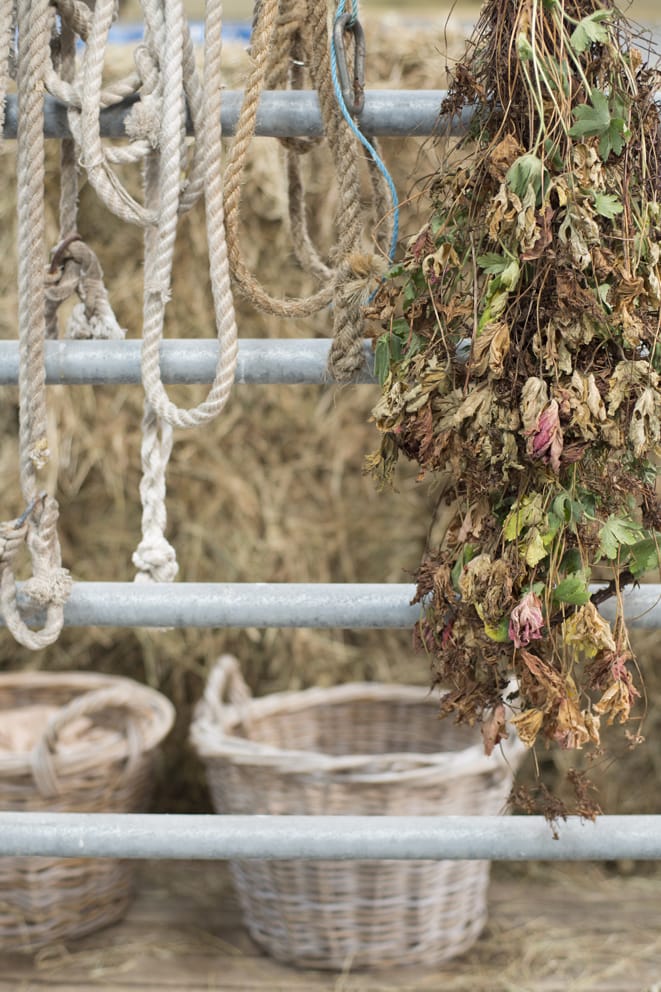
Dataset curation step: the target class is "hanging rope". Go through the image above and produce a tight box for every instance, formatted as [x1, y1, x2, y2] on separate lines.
[0, 0, 240, 628]
[223, 0, 395, 382]
[0, 0, 72, 649]
[46, 0, 238, 585]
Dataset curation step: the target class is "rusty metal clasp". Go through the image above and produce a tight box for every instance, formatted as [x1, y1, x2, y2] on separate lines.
[333, 13, 366, 117]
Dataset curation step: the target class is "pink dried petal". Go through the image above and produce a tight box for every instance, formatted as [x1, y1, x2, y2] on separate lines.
[509, 591, 544, 648]
[527, 399, 563, 473]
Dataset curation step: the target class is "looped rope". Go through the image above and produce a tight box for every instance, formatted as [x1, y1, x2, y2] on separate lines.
[222, 0, 395, 381]
[0, 0, 74, 649]
[0, 496, 72, 651]
[7, 0, 239, 590]
[45, 236, 126, 340]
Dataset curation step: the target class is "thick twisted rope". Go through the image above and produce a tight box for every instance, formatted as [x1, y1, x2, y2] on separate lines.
[222, 0, 336, 318]
[0, 0, 13, 142]
[0, 0, 73, 649]
[131, 0, 238, 579]
[223, 0, 391, 381]
[35, 0, 239, 583]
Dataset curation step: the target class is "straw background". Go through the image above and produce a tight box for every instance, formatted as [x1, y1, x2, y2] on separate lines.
[0, 12, 659, 815]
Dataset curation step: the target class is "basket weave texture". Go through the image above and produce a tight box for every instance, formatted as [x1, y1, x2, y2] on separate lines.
[0, 671, 174, 950]
[191, 656, 525, 970]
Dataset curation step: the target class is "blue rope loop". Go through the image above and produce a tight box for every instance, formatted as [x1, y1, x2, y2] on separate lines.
[330, 0, 399, 266]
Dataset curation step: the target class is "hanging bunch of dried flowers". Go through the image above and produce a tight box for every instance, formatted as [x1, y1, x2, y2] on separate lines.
[366, 0, 661, 812]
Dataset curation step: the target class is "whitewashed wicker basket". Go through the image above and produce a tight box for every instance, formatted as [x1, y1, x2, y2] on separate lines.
[191, 655, 525, 970]
[0, 671, 174, 950]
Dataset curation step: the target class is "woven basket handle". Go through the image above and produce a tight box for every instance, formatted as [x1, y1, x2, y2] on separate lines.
[203, 655, 252, 728]
[31, 685, 145, 799]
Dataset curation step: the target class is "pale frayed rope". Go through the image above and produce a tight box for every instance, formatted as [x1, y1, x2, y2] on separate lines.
[0, 0, 73, 650]
[132, 404, 179, 584]
[133, 0, 238, 582]
[45, 238, 126, 341]
[40, 0, 238, 585]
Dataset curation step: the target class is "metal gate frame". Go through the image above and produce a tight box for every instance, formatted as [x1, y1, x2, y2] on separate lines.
[1, 87, 660, 861]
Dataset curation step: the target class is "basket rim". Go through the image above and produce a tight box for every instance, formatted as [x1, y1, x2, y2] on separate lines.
[191, 680, 526, 781]
[0, 670, 174, 774]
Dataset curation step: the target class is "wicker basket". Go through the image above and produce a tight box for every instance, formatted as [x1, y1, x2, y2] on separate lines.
[0, 671, 174, 950]
[191, 656, 526, 970]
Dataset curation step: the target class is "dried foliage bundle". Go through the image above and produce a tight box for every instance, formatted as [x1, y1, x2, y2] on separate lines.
[367, 0, 661, 813]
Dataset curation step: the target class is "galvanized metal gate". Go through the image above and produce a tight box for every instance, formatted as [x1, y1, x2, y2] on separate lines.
[1, 86, 661, 861]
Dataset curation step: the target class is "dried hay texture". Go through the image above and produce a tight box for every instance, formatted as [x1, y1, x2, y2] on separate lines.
[0, 15, 659, 812]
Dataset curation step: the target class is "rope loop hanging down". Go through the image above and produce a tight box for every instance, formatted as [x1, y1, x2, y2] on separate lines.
[1, 0, 241, 620]
[0, 0, 75, 649]
[223, 0, 397, 382]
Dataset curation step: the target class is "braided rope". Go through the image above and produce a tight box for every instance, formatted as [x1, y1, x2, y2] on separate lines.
[222, 0, 336, 318]
[0, 0, 73, 649]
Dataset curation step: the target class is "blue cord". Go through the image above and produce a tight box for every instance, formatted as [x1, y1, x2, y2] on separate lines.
[330, 0, 399, 266]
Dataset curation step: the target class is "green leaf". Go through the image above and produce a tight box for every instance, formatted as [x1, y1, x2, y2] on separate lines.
[477, 253, 509, 275]
[506, 154, 548, 203]
[541, 510, 563, 545]
[598, 515, 645, 560]
[503, 494, 544, 541]
[560, 548, 583, 574]
[592, 191, 623, 220]
[523, 528, 548, 567]
[477, 287, 510, 330]
[403, 279, 418, 306]
[599, 118, 628, 161]
[483, 614, 511, 642]
[628, 537, 660, 577]
[552, 493, 586, 529]
[451, 544, 476, 592]
[553, 571, 591, 605]
[570, 10, 612, 53]
[391, 317, 411, 342]
[569, 89, 611, 139]
[499, 259, 521, 291]
[374, 335, 391, 386]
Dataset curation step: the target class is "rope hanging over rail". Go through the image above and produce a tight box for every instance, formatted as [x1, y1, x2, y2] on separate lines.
[0, 0, 240, 637]
[0, 0, 73, 649]
[224, 0, 395, 382]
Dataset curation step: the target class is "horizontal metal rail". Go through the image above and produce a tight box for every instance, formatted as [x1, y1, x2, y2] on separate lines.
[2, 90, 458, 140]
[2, 581, 659, 628]
[0, 339, 375, 385]
[0, 813, 660, 860]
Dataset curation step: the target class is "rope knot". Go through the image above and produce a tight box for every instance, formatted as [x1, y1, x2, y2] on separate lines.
[124, 94, 162, 148]
[45, 236, 126, 340]
[132, 535, 179, 584]
[22, 567, 72, 608]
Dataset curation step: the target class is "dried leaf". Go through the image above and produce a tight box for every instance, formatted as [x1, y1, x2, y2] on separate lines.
[481, 702, 509, 755]
[510, 707, 545, 747]
[562, 602, 617, 659]
[629, 387, 661, 458]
